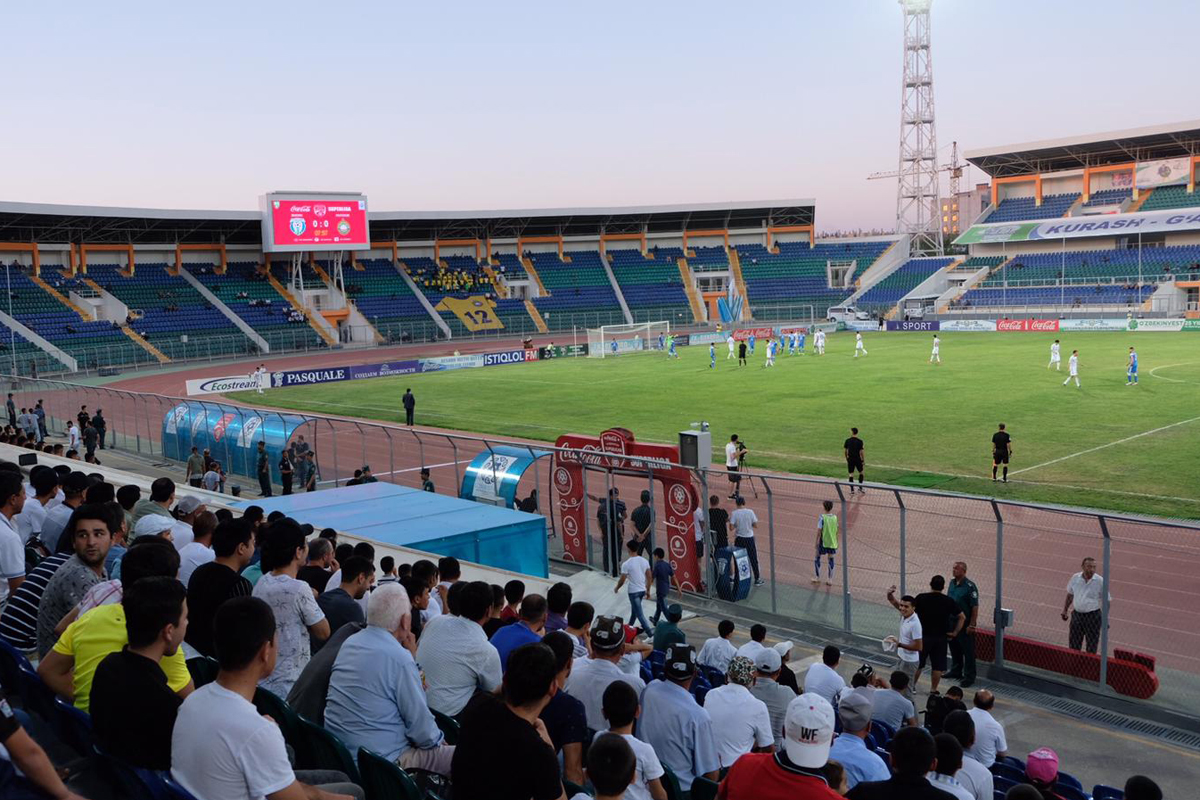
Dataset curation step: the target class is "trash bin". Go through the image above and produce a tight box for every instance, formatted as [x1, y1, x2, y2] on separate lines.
[715, 546, 752, 602]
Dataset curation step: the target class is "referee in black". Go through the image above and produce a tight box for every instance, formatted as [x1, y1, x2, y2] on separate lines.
[737, 339, 748, 366]
[844, 427, 865, 493]
[991, 423, 1012, 482]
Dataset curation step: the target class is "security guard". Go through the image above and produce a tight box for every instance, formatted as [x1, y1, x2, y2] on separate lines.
[946, 560, 980, 686]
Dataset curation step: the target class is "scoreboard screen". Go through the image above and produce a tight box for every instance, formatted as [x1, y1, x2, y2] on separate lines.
[261, 192, 370, 252]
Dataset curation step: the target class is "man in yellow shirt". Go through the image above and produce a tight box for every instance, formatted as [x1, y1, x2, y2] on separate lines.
[38, 538, 194, 712]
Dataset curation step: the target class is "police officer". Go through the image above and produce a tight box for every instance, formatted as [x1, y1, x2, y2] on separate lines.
[945, 560, 979, 687]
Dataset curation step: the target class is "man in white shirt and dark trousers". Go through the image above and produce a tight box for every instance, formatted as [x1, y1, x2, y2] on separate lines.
[884, 589, 923, 701]
[1062, 556, 1109, 654]
[565, 615, 646, 731]
[729, 496, 763, 586]
[614, 539, 654, 634]
[724, 435, 745, 500]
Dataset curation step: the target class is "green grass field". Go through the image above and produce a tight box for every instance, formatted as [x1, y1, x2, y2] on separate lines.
[234, 331, 1200, 519]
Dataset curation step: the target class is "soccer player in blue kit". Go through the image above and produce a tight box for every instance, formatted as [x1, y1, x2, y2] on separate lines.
[709, 342, 716, 368]
[1126, 346, 1138, 385]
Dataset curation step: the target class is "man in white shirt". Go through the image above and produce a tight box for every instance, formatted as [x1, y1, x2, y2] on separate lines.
[726, 334, 736, 359]
[724, 434, 744, 501]
[1063, 349, 1080, 387]
[734, 623, 768, 663]
[1048, 339, 1061, 370]
[701, 655, 773, 768]
[251, 521, 330, 697]
[930, 334, 941, 365]
[885, 588, 923, 700]
[414, 581, 502, 717]
[854, 332, 867, 357]
[696, 619, 738, 674]
[66, 421, 80, 451]
[15, 468, 57, 545]
[170, 496, 206, 551]
[928, 733, 975, 800]
[1062, 556, 1110, 654]
[0, 472, 28, 609]
[613, 539, 653, 634]
[964, 690, 1007, 768]
[178, 511, 217, 587]
[565, 615, 645, 730]
[171, 596, 361, 800]
[802, 645, 846, 704]
[728, 496, 762, 586]
[943, 709, 994, 800]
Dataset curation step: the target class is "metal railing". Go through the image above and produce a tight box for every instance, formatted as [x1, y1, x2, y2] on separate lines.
[6, 373, 1198, 722]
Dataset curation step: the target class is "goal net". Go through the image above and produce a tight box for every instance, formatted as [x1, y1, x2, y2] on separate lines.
[587, 321, 671, 358]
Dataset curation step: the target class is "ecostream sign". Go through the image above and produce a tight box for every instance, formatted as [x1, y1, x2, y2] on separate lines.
[184, 375, 264, 396]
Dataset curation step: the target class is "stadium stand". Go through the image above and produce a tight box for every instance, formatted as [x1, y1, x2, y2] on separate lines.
[1080, 187, 1132, 210]
[685, 245, 729, 272]
[735, 240, 892, 319]
[984, 192, 1079, 223]
[530, 250, 626, 327]
[1138, 184, 1200, 211]
[4, 269, 147, 369]
[608, 248, 692, 322]
[959, 284, 1153, 308]
[954, 255, 1006, 271]
[491, 253, 527, 279]
[855, 256, 955, 308]
[187, 261, 326, 351]
[87, 263, 252, 358]
[344, 258, 439, 339]
[978, 244, 1200, 286]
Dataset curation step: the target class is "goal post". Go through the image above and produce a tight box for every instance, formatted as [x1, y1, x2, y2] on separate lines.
[587, 321, 671, 357]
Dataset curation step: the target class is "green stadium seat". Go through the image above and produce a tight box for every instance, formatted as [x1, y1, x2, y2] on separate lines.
[297, 717, 361, 785]
[356, 747, 426, 800]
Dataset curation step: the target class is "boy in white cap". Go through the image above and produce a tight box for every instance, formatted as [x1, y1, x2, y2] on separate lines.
[716, 693, 842, 798]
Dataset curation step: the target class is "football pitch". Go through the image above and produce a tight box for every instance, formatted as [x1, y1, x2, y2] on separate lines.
[235, 331, 1200, 519]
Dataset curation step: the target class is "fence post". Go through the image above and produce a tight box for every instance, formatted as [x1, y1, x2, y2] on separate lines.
[895, 489, 907, 597]
[582, 466, 593, 568]
[699, 470, 713, 599]
[764, 477, 777, 614]
[1098, 515, 1112, 692]
[836, 481, 850, 633]
[991, 500, 1005, 670]
[646, 468, 656, 561]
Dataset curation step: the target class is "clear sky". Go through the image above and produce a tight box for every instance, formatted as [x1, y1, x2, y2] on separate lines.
[2, 1, 1195, 232]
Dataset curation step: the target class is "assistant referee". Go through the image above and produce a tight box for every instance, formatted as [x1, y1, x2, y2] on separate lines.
[991, 423, 1012, 483]
[844, 427, 865, 493]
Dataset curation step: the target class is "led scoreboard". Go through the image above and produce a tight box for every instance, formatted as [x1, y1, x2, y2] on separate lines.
[260, 192, 370, 252]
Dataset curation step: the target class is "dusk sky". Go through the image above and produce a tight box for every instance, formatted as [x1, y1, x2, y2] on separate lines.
[3, 1, 1195, 232]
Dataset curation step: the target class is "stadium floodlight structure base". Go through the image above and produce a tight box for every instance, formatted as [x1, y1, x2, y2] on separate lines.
[588, 321, 670, 357]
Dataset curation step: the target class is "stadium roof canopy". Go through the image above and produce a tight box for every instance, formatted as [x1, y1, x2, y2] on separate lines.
[0, 199, 815, 246]
[965, 120, 1200, 178]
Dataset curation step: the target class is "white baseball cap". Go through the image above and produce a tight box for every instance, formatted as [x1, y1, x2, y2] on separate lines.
[783, 693, 836, 768]
[133, 514, 174, 538]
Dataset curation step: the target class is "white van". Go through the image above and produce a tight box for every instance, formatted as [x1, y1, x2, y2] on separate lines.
[826, 305, 871, 323]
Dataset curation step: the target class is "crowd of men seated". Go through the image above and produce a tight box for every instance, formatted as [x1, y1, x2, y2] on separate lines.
[407, 260, 494, 294]
[0, 457, 1169, 800]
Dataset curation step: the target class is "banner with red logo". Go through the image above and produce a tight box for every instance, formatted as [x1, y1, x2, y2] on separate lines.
[732, 327, 775, 341]
[996, 318, 1060, 332]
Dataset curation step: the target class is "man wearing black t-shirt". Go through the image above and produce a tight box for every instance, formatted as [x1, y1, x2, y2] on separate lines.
[185, 519, 254, 657]
[738, 340, 748, 366]
[991, 424, 1012, 483]
[629, 491, 653, 558]
[452, 642, 567, 800]
[707, 494, 730, 551]
[844, 427, 865, 493]
[891, 576, 964, 694]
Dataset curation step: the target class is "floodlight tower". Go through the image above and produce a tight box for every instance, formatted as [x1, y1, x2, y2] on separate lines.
[896, 0, 944, 256]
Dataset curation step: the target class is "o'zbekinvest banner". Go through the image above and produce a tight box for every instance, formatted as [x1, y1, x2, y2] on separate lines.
[955, 208, 1200, 245]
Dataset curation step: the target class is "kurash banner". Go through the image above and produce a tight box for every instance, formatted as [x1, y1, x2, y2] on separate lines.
[955, 209, 1200, 245]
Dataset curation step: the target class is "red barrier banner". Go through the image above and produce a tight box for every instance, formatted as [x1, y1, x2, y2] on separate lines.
[732, 327, 775, 340]
[997, 318, 1060, 332]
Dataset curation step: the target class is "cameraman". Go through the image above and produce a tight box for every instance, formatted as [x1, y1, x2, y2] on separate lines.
[725, 434, 748, 500]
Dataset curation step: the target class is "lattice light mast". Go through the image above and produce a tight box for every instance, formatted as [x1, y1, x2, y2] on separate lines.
[896, 0, 944, 256]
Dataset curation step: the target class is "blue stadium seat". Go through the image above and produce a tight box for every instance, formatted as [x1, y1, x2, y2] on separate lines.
[1092, 785, 1124, 800]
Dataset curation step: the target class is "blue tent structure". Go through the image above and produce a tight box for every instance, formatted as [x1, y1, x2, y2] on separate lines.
[459, 445, 552, 508]
[234, 482, 548, 577]
[162, 401, 308, 482]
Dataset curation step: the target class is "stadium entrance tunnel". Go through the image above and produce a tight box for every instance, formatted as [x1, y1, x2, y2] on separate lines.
[162, 401, 310, 482]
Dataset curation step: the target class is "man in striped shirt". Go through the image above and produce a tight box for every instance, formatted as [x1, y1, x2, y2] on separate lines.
[0, 553, 72, 650]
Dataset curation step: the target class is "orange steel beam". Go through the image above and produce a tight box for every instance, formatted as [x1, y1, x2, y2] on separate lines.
[434, 238, 482, 262]
[766, 225, 815, 249]
[599, 232, 647, 256]
[79, 243, 135, 276]
[517, 235, 564, 260]
[0, 243, 41, 275]
[370, 241, 399, 266]
[174, 243, 227, 274]
[682, 229, 730, 249]
[992, 175, 1042, 207]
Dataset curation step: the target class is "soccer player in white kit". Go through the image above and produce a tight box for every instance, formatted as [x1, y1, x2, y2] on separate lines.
[727, 334, 736, 359]
[1048, 339, 1061, 370]
[930, 335, 941, 365]
[815, 329, 826, 355]
[1063, 349, 1080, 387]
[764, 338, 776, 367]
[854, 332, 867, 358]
[254, 364, 267, 394]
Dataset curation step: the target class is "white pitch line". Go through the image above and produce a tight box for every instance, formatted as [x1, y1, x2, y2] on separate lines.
[1010, 415, 1200, 476]
[1148, 361, 1199, 384]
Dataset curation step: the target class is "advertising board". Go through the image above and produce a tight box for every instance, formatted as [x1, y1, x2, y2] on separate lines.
[886, 320, 940, 332]
[731, 327, 776, 341]
[1127, 318, 1184, 332]
[1058, 319, 1129, 332]
[996, 319, 1060, 332]
[270, 367, 350, 388]
[939, 319, 997, 332]
[484, 349, 540, 366]
[420, 354, 487, 372]
[185, 374, 264, 397]
[347, 360, 422, 380]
